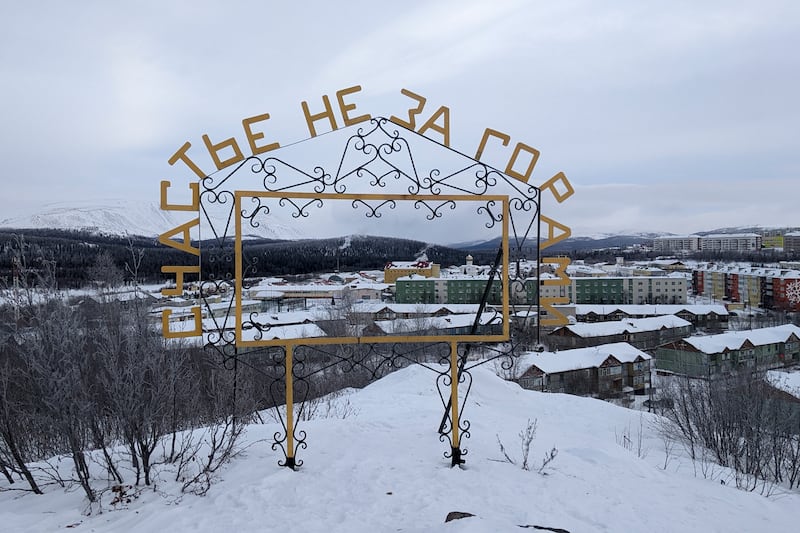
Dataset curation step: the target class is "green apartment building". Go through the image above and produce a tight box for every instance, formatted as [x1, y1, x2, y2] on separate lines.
[395, 276, 502, 305]
[656, 324, 800, 377]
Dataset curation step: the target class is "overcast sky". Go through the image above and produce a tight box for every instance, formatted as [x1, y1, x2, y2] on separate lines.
[1, 0, 798, 239]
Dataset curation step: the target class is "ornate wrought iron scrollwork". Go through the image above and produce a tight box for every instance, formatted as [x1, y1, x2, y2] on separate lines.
[351, 198, 397, 218]
[192, 114, 542, 468]
[414, 199, 456, 221]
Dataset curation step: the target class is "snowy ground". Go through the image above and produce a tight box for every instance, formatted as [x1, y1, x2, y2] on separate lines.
[2, 366, 799, 532]
[768, 368, 800, 397]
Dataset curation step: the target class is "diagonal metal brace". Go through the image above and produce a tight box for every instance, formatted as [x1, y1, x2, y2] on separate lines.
[437, 245, 504, 436]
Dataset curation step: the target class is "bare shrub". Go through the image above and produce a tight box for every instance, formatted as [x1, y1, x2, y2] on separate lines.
[615, 414, 649, 460]
[496, 418, 557, 474]
[658, 370, 800, 493]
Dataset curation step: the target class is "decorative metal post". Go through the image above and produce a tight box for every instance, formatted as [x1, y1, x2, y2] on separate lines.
[284, 344, 296, 469]
[449, 341, 464, 466]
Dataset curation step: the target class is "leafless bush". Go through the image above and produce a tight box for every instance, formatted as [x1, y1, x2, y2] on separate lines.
[179, 417, 245, 496]
[0, 239, 252, 503]
[538, 446, 559, 474]
[496, 418, 557, 474]
[658, 371, 800, 493]
[615, 414, 649, 460]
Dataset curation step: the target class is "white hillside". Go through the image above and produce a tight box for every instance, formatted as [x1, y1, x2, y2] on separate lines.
[0, 200, 304, 240]
[1, 366, 797, 532]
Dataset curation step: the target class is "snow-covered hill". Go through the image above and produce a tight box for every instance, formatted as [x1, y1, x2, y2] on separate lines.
[1, 365, 796, 532]
[0, 200, 304, 240]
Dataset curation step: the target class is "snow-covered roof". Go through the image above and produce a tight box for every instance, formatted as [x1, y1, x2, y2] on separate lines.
[681, 324, 800, 354]
[346, 279, 389, 291]
[574, 304, 729, 316]
[239, 323, 327, 341]
[369, 312, 499, 335]
[385, 259, 434, 269]
[350, 302, 489, 315]
[695, 265, 800, 279]
[514, 342, 651, 376]
[702, 233, 761, 238]
[555, 315, 692, 338]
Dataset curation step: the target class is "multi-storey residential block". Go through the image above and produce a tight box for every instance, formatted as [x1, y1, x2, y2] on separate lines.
[785, 232, 800, 253]
[395, 274, 503, 305]
[653, 235, 701, 252]
[394, 274, 436, 303]
[700, 233, 762, 252]
[692, 265, 800, 311]
[570, 276, 687, 305]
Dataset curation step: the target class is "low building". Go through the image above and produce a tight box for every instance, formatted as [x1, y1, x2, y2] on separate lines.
[571, 304, 729, 330]
[656, 324, 800, 377]
[348, 302, 489, 322]
[384, 255, 441, 284]
[513, 342, 652, 397]
[547, 315, 693, 351]
[362, 311, 501, 337]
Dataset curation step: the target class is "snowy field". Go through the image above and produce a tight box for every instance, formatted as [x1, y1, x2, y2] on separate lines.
[768, 368, 800, 396]
[1, 366, 798, 532]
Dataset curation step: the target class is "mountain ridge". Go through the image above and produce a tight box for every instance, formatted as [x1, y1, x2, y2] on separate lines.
[2, 201, 798, 250]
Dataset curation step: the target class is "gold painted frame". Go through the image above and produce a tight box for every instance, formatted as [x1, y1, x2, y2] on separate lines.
[233, 191, 510, 348]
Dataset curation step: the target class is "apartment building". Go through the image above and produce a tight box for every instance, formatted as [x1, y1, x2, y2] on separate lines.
[700, 233, 762, 252]
[692, 265, 800, 311]
[656, 324, 800, 377]
[785, 232, 800, 253]
[652, 235, 701, 252]
[570, 276, 688, 305]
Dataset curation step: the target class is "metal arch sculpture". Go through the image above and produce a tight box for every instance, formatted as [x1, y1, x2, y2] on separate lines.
[170, 116, 551, 468]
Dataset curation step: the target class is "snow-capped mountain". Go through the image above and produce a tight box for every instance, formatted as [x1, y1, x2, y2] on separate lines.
[0, 200, 304, 240]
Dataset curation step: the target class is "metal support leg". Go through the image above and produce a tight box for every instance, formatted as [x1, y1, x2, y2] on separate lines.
[285, 344, 296, 469]
[450, 341, 464, 467]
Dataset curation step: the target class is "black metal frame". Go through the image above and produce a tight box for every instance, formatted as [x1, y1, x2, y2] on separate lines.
[193, 117, 543, 467]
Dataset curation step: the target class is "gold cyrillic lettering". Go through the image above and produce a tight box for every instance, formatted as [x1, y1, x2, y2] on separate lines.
[336, 85, 370, 127]
[162, 306, 202, 338]
[540, 215, 571, 250]
[542, 257, 571, 286]
[474, 128, 510, 160]
[242, 113, 280, 155]
[161, 264, 200, 296]
[389, 89, 426, 130]
[540, 297, 570, 326]
[158, 218, 200, 256]
[160, 180, 199, 211]
[202, 134, 245, 171]
[417, 105, 451, 146]
[302, 95, 339, 137]
[539, 172, 574, 203]
[505, 142, 540, 183]
[168, 142, 206, 179]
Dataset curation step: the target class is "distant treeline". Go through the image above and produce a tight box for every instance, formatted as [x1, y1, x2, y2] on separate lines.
[0, 229, 496, 288]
